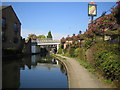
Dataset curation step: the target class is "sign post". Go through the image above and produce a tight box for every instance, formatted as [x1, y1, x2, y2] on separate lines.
[88, 1, 97, 41]
[88, 1, 97, 22]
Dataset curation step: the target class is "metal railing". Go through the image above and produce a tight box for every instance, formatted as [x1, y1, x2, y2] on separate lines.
[31, 38, 60, 43]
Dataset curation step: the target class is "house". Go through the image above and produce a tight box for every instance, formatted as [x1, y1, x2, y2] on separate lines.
[1, 5, 24, 55]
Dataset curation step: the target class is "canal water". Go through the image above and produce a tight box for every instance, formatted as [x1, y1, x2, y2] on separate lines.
[2, 54, 68, 88]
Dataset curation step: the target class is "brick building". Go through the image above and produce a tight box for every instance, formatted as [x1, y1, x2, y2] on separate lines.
[2, 5, 24, 55]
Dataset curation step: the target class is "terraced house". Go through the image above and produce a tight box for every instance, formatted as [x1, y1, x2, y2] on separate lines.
[2, 5, 24, 56]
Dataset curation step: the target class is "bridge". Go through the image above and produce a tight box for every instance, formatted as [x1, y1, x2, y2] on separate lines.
[31, 38, 60, 54]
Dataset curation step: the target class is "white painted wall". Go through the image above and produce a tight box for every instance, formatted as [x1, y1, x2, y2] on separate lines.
[31, 45, 40, 54]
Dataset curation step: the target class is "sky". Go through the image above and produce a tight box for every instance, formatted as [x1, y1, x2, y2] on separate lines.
[2, 2, 117, 40]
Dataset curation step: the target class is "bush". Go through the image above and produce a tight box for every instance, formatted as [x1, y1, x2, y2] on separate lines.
[89, 42, 120, 87]
[74, 48, 86, 61]
[95, 49, 120, 85]
[74, 48, 81, 57]
[85, 38, 93, 49]
[69, 48, 76, 57]
[57, 48, 63, 54]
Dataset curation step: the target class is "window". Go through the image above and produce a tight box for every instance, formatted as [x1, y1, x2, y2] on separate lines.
[2, 18, 6, 29]
[14, 23, 18, 32]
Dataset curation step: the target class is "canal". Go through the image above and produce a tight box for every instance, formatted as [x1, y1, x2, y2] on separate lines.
[2, 54, 68, 88]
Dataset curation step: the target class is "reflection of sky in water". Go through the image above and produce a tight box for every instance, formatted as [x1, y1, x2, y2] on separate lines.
[20, 56, 68, 88]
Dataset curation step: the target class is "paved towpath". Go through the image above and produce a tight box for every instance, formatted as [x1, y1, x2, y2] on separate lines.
[56, 54, 107, 88]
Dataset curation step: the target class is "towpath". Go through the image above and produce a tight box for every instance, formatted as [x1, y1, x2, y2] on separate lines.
[56, 54, 107, 88]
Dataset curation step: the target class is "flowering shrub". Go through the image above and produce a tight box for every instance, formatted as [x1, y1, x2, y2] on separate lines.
[112, 1, 120, 24]
[86, 2, 120, 37]
[61, 37, 66, 44]
[84, 29, 95, 38]
[71, 35, 78, 41]
[59, 2, 120, 87]
[66, 36, 72, 41]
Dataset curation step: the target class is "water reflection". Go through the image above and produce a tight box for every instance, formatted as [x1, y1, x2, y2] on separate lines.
[2, 54, 68, 88]
[2, 60, 20, 88]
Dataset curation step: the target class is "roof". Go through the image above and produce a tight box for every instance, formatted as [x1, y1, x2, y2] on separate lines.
[2, 5, 11, 9]
[1, 5, 21, 24]
[0, 5, 11, 10]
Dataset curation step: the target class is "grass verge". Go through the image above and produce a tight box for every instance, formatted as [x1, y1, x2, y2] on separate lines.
[50, 53, 66, 60]
[76, 58, 116, 88]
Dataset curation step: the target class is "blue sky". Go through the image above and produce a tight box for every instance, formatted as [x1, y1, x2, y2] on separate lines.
[2, 2, 116, 40]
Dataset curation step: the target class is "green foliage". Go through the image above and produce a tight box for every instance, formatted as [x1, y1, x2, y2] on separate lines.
[85, 38, 93, 49]
[57, 48, 63, 54]
[62, 49, 70, 56]
[74, 48, 85, 61]
[86, 42, 120, 87]
[51, 53, 66, 60]
[26, 34, 46, 42]
[28, 34, 37, 39]
[93, 41, 120, 55]
[74, 48, 81, 57]
[95, 50, 120, 82]
[69, 48, 76, 57]
[47, 31, 53, 39]
[63, 47, 76, 57]
[77, 59, 95, 73]
[92, 42, 120, 87]
[37, 35, 46, 39]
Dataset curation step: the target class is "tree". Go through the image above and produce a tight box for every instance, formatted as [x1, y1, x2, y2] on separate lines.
[73, 34, 75, 36]
[61, 37, 66, 44]
[47, 31, 53, 39]
[25, 34, 37, 43]
[28, 34, 37, 39]
[79, 30, 82, 34]
[37, 35, 46, 39]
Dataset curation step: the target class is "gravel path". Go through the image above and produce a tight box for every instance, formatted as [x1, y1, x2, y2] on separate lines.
[56, 54, 106, 88]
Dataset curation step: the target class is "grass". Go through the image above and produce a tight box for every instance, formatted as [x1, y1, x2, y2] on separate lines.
[52, 53, 116, 87]
[76, 59, 95, 73]
[76, 58, 116, 88]
[51, 53, 66, 61]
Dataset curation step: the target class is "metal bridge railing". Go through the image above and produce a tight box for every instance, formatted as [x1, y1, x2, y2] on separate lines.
[31, 38, 60, 43]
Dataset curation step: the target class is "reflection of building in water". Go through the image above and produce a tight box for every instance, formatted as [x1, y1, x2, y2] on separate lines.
[31, 54, 59, 70]
[31, 55, 37, 65]
[2, 60, 20, 88]
[31, 54, 41, 65]
[20, 54, 62, 71]
[21, 55, 32, 69]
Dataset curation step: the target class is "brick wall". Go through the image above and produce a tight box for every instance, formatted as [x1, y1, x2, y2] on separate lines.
[2, 6, 22, 50]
